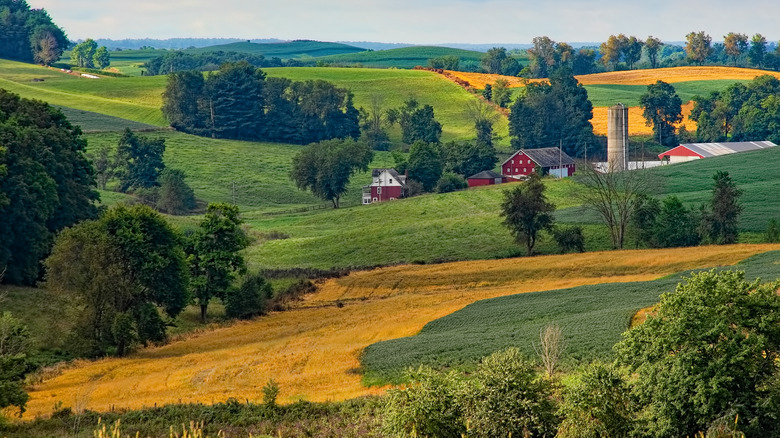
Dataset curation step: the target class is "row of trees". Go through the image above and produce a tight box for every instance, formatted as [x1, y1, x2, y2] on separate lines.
[0, 0, 68, 65]
[386, 269, 780, 438]
[69, 38, 110, 69]
[162, 62, 360, 144]
[144, 50, 295, 76]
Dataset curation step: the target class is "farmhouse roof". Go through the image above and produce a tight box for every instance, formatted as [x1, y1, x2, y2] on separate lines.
[468, 170, 504, 179]
[659, 141, 776, 159]
[370, 168, 406, 184]
[502, 147, 575, 168]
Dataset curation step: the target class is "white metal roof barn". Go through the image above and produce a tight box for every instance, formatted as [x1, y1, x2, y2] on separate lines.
[658, 141, 777, 163]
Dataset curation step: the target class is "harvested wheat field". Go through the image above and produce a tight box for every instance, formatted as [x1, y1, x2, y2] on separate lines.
[446, 66, 780, 89]
[23, 244, 780, 418]
[591, 102, 696, 136]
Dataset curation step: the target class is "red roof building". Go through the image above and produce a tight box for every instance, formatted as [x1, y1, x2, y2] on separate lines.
[658, 141, 777, 163]
[501, 147, 575, 179]
[467, 170, 508, 187]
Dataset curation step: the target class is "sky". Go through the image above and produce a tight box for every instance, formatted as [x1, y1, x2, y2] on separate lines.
[30, 0, 780, 45]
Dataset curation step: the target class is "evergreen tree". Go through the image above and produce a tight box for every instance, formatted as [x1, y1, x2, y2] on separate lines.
[706, 171, 743, 244]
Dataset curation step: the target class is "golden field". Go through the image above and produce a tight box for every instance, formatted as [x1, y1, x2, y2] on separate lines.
[22, 244, 780, 418]
[445, 66, 780, 89]
[591, 102, 696, 136]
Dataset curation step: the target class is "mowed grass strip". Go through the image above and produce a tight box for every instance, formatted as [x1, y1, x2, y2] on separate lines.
[361, 248, 780, 384]
[23, 244, 777, 417]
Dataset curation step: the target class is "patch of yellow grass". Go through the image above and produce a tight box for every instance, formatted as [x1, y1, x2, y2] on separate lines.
[591, 101, 696, 136]
[23, 244, 780, 418]
[630, 305, 656, 327]
[576, 66, 780, 85]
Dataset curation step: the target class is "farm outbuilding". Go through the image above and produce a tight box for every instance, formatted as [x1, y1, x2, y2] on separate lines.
[362, 168, 406, 204]
[501, 147, 576, 179]
[467, 170, 507, 187]
[658, 141, 777, 163]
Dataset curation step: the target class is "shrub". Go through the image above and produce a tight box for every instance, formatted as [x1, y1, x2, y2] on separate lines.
[263, 379, 280, 408]
[462, 348, 559, 438]
[552, 225, 585, 253]
[225, 273, 272, 319]
[435, 172, 467, 193]
[766, 218, 780, 243]
[156, 168, 196, 215]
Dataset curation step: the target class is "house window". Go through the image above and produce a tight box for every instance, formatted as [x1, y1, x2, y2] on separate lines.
[515, 168, 518, 173]
[511, 159, 514, 164]
[377, 187, 382, 194]
[528, 160, 532, 164]
[389, 178, 393, 183]
[523, 168, 527, 173]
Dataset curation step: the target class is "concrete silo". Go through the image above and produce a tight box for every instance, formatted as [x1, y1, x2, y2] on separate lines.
[607, 103, 629, 172]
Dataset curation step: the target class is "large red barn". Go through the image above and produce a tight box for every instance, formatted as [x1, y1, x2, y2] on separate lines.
[658, 141, 777, 163]
[501, 147, 575, 179]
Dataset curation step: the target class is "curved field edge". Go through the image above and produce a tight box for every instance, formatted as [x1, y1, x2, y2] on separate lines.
[361, 249, 780, 384]
[21, 244, 779, 418]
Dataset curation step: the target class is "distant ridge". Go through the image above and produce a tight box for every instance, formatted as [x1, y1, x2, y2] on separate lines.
[93, 38, 284, 50]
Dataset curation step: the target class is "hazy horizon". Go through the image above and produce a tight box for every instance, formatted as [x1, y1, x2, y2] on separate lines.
[30, 0, 780, 45]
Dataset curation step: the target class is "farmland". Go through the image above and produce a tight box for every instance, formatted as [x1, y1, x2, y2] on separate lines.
[314, 46, 487, 69]
[20, 244, 778, 417]
[185, 40, 366, 58]
[361, 249, 780, 383]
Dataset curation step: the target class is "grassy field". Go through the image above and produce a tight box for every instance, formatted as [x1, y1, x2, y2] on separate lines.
[263, 67, 510, 145]
[314, 46, 486, 69]
[56, 106, 160, 132]
[0, 59, 167, 125]
[20, 244, 776, 417]
[360, 249, 780, 384]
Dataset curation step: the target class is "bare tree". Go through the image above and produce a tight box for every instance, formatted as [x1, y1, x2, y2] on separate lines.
[534, 324, 565, 377]
[576, 161, 649, 249]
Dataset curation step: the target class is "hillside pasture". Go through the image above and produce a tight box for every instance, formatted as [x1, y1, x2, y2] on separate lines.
[0, 59, 167, 125]
[360, 248, 780, 384]
[56, 106, 160, 132]
[263, 67, 510, 145]
[185, 40, 366, 59]
[22, 244, 777, 417]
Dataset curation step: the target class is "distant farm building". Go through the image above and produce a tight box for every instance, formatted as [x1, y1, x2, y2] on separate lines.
[467, 170, 508, 187]
[658, 141, 777, 163]
[502, 147, 575, 179]
[362, 168, 406, 204]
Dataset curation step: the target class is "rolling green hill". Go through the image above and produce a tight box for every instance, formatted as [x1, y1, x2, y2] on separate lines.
[360, 249, 780, 384]
[314, 46, 487, 68]
[583, 79, 750, 107]
[185, 40, 366, 59]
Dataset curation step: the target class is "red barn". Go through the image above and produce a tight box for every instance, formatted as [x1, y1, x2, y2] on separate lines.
[467, 170, 507, 187]
[501, 147, 575, 179]
[658, 141, 777, 164]
[362, 168, 406, 205]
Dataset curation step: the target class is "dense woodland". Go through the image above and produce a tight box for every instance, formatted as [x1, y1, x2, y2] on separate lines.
[0, 0, 67, 65]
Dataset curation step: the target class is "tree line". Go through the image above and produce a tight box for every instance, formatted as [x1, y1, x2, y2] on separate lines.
[161, 61, 360, 144]
[144, 50, 300, 76]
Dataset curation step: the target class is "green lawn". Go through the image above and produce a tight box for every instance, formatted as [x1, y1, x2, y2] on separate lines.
[360, 249, 780, 384]
[56, 106, 160, 132]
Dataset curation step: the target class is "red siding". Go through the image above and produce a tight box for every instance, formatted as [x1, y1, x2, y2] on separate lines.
[658, 145, 704, 160]
[502, 152, 536, 178]
[468, 178, 494, 187]
[371, 185, 403, 202]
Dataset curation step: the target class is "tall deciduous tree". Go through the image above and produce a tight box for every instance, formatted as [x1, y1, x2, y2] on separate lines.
[509, 69, 595, 158]
[622, 36, 644, 69]
[187, 203, 248, 323]
[407, 141, 444, 192]
[639, 80, 683, 146]
[600, 34, 626, 69]
[500, 172, 555, 256]
[290, 139, 373, 208]
[616, 270, 780, 437]
[115, 128, 166, 192]
[359, 95, 391, 151]
[644, 36, 663, 69]
[93, 45, 110, 69]
[748, 33, 767, 68]
[387, 98, 442, 145]
[705, 171, 742, 244]
[45, 205, 189, 356]
[70, 38, 98, 68]
[481, 47, 520, 76]
[0, 1, 68, 64]
[577, 163, 647, 249]
[0, 89, 98, 285]
[723, 32, 748, 66]
[685, 31, 712, 65]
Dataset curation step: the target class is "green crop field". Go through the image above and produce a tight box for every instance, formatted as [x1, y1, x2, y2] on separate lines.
[360, 249, 780, 384]
[314, 46, 487, 69]
[263, 67, 510, 146]
[185, 40, 366, 59]
[583, 79, 750, 107]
